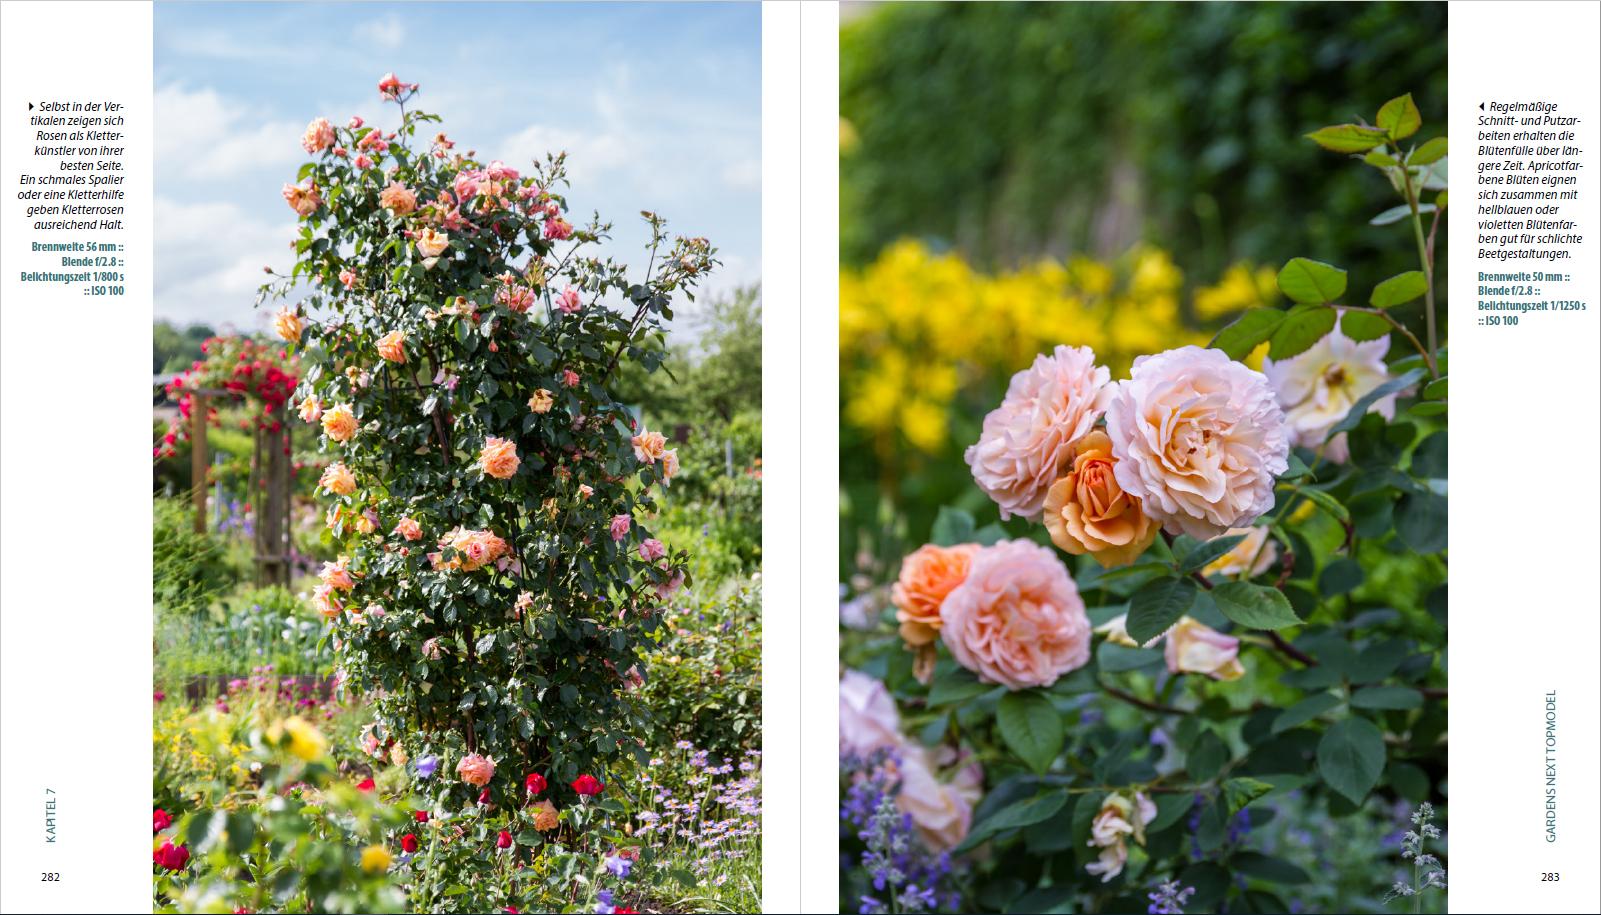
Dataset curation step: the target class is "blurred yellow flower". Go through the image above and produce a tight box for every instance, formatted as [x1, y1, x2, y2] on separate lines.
[840, 240, 1247, 471]
[278, 716, 328, 762]
[360, 844, 392, 873]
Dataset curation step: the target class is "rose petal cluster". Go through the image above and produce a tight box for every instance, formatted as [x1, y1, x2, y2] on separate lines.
[938, 539, 1092, 690]
[964, 345, 1110, 520]
[1105, 346, 1289, 538]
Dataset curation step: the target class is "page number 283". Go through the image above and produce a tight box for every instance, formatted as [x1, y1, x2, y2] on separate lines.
[1542, 873, 1561, 882]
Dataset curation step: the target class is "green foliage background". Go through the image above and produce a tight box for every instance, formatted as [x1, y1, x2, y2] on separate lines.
[841, 0, 1447, 297]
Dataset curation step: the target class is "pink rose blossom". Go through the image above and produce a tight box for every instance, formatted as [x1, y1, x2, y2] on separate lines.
[455, 753, 494, 787]
[838, 669, 902, 758]
[939, 539, 1092, 690]
[896, 746, 983, 853]
[638, 538, 666, 562]
[609, 515, 631, 541]
[964, 345, 1110, 520]
[1106, 346, 1289, 538]
[562, 369, 580, 388]
[301, 117, 334, 154]
[556, 286, 583, 314]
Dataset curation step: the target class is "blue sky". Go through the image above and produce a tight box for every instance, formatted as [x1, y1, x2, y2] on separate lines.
[153, 1, 761, 332]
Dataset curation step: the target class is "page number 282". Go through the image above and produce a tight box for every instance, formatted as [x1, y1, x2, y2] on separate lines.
[40, 872, 60, 882]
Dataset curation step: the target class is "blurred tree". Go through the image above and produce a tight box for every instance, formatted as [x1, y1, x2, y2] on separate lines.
[841, 1, 1447, 305]
[153, 319, 216, 373]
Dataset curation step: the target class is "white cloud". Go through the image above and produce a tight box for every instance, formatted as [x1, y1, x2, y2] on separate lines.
[721, 158, 761, 192]
[497, 124, 632, 186]
[355, 15, 407, 49]
[154, 196, 297, 329]
[155, 83, 304, 182]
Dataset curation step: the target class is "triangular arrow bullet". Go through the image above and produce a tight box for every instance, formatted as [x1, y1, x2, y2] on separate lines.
[28, 102, 33, 110]
[1479, 102, 1485, 110]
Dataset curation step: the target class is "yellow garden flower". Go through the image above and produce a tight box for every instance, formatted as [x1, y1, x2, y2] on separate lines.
[360, 844, 392, 873]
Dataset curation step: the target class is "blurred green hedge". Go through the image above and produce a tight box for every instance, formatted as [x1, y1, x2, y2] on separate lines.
[841, 0, 1447, 288]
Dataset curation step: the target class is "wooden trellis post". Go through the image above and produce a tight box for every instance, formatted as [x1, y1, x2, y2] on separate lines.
[189, 392, 210, 534]
[253, 402, 293, 587]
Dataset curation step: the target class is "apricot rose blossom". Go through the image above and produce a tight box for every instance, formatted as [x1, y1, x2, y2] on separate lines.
[1105, 346, 1289, 539]
[1042, 430, 1159, 568]
[938, 539, 1092, 690]
[478, 437, 520, 480]
[891, 542, 979, 647]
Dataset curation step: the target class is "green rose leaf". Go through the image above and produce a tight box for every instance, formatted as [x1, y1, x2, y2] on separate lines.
[1370, 271, 1428, 309]
[1272, 692, 1343, 734]
[1269, 305, 1338, 361]
[1377, 93, 1422, 140]
[930, 506, 976, 547]
[1276, 258, 1348, 305]
[957, 790, 1068, 852]
[1212, 581, 1301, 630]
[927, 670, 998, 707]
[1234, 851, 1313, 884]
[1305, 124, 1389, 153]
[1351, 686, 1425, 710]
[1209, 307, 1285, 360]
[1370, 202, 1437, 226]
[1396, 490, 1448, 553]
[1127, 577, 1198, 645]
[1187, 730, 1230, 782]
[1176, 533, 1249, 575]
[1340, 310, 1391, 342]
[1222, 777, 1275, 815]
[997, 690, 1065, 775]
[1410, 136, 1448, 165]
[1317, 717, 1387, 803]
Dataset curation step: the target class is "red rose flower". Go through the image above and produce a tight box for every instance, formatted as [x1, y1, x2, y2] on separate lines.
[413, 810, 430, 823]
[153, 808, 173, 833]
[153, 841, 190, 871]
[401, 833, 419, 853]
[524, 772, 547, 795]
[356, 777, 376, 792]
[571, 774, 604, 796]
[496, 829, 513, 849]
[478, 787, 492, 805]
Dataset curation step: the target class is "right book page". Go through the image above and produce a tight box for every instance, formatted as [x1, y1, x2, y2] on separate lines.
[830, 2, 1599, 913]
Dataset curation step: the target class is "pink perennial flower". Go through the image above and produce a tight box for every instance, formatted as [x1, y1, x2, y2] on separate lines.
[556, 286, 583, 314]
[609, 514, 631, 541]
[838, 669, 902, 757]
[938, 539, 1092, 690]
[631, 428, 666, 464]
[638, 538, 666, 562]
[376, 329, 407, 364]
[562, 369, 580, 388]
[301, 117, 334, 154]
[394, 517, 423, 541]
[964, 345, 1110, 521]
[379, 181, 418, 216]
[1105, 346, 1289, 538]
[1164, 616, 1246, 680]
[281, 180, 322, 218]
[456, 753, 495, 787]
[478, 437, 520, 480]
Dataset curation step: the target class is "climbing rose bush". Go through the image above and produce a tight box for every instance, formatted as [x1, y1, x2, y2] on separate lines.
[260, 75, 715, 812]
